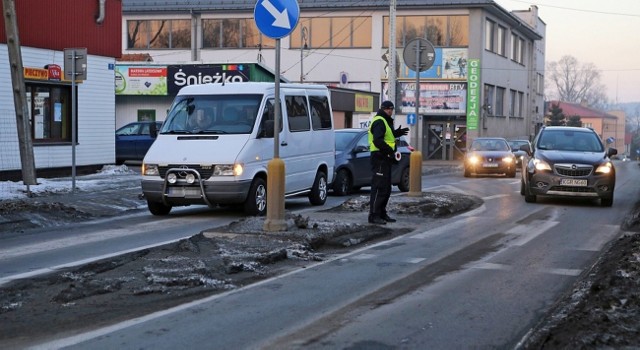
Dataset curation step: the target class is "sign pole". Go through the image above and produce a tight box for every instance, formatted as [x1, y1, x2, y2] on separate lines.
[254, 0, 300, 232]
[408, 42, 423, 197]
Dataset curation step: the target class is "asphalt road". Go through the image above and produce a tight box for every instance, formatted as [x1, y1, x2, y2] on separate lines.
[23, 160, 640, 349]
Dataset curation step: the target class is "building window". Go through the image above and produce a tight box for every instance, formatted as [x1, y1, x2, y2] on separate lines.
[291, 16, 371, 49]
[495, 87, 505, 116]
[518, 91, 524, 117]
[485, 19, 495, 52]
[484, 84, 495, 113]
[384, 15, 469, 48]
[509, 89, 517, 117]
[510, 34, 525, 64]
[497, 26, 506, 56]
[127, 20, 191, 49]
[26, 83, 73, 143]
[536, 73, 544, 94]
[202, 18, 275, 49]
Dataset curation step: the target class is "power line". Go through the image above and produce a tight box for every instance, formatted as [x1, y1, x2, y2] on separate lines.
[505, 0, 640, 17]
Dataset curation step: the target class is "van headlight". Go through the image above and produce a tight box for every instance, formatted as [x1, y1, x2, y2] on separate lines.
[213, 163, 243, 176]
[596, 162, 613, 174]
[143, 163, 159, 176]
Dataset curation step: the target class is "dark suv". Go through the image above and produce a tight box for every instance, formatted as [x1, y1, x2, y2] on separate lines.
[520, 126, 617, 206]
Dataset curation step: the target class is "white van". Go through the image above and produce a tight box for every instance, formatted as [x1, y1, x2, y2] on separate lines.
[141, 82, 335, 216]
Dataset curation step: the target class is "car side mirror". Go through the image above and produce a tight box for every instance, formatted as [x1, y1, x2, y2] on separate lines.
[608, 147, 618, 158]
[353, 145, 369, 153]
[520, 144, 532, 156]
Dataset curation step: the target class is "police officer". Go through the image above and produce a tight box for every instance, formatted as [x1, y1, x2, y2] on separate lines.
[368, 100, 409, 224]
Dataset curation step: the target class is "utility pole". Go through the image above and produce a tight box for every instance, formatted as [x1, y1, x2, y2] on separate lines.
[2, 0, 37, 188]
[388, 0, 396, 104]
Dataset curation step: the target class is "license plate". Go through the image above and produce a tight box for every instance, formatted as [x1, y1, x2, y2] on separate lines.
[167, 187, 201, 197]
[482, 163, 499, 168]
[560, 178, 588, 186]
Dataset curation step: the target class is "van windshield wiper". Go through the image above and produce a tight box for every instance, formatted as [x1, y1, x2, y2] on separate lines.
[198, 129, 228, 134]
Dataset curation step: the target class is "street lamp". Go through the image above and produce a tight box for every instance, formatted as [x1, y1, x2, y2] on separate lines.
[300, 26, 308, 83]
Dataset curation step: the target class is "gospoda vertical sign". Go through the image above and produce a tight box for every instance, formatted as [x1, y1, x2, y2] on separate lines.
[466, 59, 480, 130]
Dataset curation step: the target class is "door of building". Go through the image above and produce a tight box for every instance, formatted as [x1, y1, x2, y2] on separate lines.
[423, 122, 466, 160]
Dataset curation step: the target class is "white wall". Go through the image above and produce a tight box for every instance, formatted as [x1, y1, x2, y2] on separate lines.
[0, 45, 116, 171]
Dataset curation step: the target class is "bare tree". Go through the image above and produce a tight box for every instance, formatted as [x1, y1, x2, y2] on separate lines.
[546, 55, 609, 108]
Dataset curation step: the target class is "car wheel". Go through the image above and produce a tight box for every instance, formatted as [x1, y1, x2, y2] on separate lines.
[508, 169, 516, 178]
[464, 167, 471, 177]
[309, 170, 328, 206]
[147, 200, 172, 216]
[398, 166, 410, 192]
[524, 185, 537, 203]
[601, 195, 614, 207]
[244, 177, 267, 216]
[520, 178, 525, 195]
[333, 169, 351, 196]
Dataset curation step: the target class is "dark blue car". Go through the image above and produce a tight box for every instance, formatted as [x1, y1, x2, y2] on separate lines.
[332, 128, 412, 196]
[115, 121, 162, 164]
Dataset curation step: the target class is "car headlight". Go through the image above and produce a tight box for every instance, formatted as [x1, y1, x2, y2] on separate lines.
[467, 154, 480, 165]
[502, 156, 514, 164]
[533, 158, 551, 171]
[213, 164, 244, 176]
[143, 163, 159, 176]
[596, 162, 613, 174]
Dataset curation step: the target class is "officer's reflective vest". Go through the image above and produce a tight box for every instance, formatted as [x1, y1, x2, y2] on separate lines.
[368, 115, 395, 152]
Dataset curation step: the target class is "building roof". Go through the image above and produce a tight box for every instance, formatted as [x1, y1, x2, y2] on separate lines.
[547, 101, 617, 120]
[122, 0, 541, 40]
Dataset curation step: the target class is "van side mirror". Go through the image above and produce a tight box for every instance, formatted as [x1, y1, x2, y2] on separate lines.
[259, 120, 274, 138]
[149, 122, 158, 138]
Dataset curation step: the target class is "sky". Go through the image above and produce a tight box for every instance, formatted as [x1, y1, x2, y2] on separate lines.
[495, 0, 640, 104]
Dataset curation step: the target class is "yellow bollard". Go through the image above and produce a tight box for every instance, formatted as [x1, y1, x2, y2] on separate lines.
[263, 157, 288, 231]
[407, 151, 423, 197]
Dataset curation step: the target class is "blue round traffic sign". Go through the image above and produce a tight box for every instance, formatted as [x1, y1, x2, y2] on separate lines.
[254, 0, 300, 39]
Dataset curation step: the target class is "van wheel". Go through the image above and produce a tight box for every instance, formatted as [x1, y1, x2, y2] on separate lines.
[244, 178, 267, 216]
[333, 169, 351, 196]
[148, 200, 172, 216]
[309, 171, 327, 205]
[397, 166, 410, 192]
[601, 195, 614, 207]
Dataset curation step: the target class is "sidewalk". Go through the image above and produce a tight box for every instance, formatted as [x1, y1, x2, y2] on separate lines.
[0, 161, 462, 234]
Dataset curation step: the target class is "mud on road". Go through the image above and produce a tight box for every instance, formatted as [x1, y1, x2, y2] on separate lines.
[0, 192, 480, 348]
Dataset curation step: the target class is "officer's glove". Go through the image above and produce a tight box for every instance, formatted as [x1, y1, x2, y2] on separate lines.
[394, 125, 409, 137]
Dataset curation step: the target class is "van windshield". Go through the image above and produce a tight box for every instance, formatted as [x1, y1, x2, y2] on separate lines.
[160, 94, 262, 135]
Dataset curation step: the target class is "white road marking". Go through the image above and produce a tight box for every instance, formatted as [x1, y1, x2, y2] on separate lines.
[352, 253, 377, 260]
[406, 257, 426, 264]
[506, 219, 559, 246]
[482, 194, 508, 200]
[540, 268, 582, 276]
[469, 262, 512, 271]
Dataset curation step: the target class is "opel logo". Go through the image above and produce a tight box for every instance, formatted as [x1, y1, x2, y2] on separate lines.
[571, 164, 577, 170]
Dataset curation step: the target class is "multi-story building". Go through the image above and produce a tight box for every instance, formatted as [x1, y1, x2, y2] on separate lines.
[121, 0, 545, 161]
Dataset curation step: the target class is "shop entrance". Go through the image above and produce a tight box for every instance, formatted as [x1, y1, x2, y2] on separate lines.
[423, 122, 467, 160]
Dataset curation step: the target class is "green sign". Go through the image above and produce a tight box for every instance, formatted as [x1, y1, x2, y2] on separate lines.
[466, 59, 480, 130]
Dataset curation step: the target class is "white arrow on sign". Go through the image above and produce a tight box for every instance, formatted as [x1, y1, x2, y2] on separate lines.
[261, 0, 291, 29]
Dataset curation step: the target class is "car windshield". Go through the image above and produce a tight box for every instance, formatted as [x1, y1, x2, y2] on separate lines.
[508, 140, 528, 150]
[335, 131, 361, 151]
[537, 130, 604, 152]
[471, 139, 509, 151]
[161, 94, 262, 135]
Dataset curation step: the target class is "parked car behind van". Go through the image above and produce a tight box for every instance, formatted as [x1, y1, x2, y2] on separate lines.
[115, 121, 162, 164]
[332, 128, 412, 196]
[141, 82, 335, 216]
